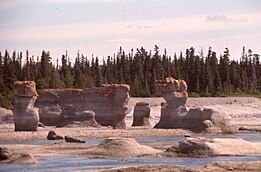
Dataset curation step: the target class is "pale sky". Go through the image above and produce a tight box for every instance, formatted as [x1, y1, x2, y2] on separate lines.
[0, 0, 261, 63]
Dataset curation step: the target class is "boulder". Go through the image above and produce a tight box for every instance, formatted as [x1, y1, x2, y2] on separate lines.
[56, 108, 100, 128]
[169, 137, 261, 156]
[86, 138, 161, 157]
[65, 136, 85, 143]
[47, 129, 64, 140]
[12, 81, 39, 131]
[180, 108, 235, 133]
[132, 102, 151, 127]
[10, 153, 37, 164]
[0, 107, 13, 124]
[0, 147, 12, 161]
[36, 84, 131, 129]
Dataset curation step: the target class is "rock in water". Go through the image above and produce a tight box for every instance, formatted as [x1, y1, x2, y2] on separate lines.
[47, 129, 64, 140]
[86, 138, 161, 157]
[0, 147, 12, 161]
[12, 81, 39, 131]
[10, 153, 37, 164]
[65, 136, 85, 143]
[169, 137, 261, 156]
[132, 102, 151, 127]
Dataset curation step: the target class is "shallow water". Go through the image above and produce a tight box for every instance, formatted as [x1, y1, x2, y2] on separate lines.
[1, 155, 261, 172]
[1, 131, 261, 172]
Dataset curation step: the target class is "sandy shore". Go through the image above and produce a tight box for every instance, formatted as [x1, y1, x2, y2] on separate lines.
[0, 124, 191, 142]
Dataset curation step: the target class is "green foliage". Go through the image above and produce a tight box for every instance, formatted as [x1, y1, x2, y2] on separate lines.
[0, 46, 260, 108]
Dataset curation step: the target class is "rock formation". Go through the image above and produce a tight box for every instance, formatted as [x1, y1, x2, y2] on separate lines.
[86, 138, 161, 157]
[167, 137, 261, 157]
[154, 77, 235, 133]
[154, 77, 188, 129]
[132, 102, 151, 127]
[56, 107, 100, 128]
[12, 81, 39, 131]
[36, 84, 131, 129]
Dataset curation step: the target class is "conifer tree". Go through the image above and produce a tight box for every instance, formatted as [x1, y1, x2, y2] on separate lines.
[50, 68, 64, 88]
[95, 57, 103, 87]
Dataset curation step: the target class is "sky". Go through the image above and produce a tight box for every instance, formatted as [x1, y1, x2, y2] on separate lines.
[0, 0, 261, 64]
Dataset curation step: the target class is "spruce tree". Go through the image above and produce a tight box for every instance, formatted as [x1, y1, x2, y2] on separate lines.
[95, 57, 103, 87]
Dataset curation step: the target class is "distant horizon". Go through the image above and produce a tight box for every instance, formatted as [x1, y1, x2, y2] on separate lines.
[1, 0, 260, 64]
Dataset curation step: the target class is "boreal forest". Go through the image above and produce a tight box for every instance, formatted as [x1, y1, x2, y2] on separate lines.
[0, 45, 260, 108]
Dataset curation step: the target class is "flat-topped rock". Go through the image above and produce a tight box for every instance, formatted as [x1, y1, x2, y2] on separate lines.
[12, 81, 39, 97]
[36, 84, 131, 129]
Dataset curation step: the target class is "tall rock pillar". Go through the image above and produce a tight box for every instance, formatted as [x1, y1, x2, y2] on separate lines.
[12, 81, 39, 131]
[154, 78, 188, 128]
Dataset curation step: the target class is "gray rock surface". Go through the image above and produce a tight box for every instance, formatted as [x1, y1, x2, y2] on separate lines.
[56, 108, 100, 128]
[36, 84, 131, 129]
[0, 107, 13, 124]
[12, 81, 39, 131]
[132, 102, 151, 127]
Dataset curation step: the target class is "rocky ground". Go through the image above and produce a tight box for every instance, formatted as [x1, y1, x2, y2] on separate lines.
[0, 97, 261, 171]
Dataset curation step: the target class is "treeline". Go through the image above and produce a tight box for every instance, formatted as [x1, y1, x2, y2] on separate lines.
[0, 45, 260, 108]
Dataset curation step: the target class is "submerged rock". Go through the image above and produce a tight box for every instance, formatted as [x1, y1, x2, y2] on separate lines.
[47, 129, 64, 140]
[86, 138, 161, 157]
